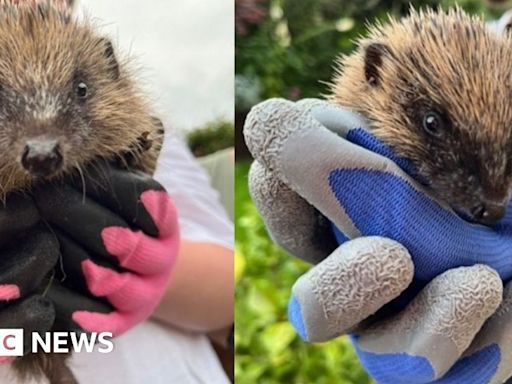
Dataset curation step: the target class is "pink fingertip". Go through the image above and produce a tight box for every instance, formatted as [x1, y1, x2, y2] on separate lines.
[102, 226, 178, 274]
[101, 227, 144, 271]
[0, 285, 20, 301]
[72, 310, 129, 336]
[72, 310, 115, 335]
[81, 260, 128, 297]
[140, 190, 178, 237]
[81, 260, 111, 286]
[0, 356, 15, 363]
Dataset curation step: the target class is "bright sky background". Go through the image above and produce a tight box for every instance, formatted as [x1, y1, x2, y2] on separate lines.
[76, 0, 234, 132]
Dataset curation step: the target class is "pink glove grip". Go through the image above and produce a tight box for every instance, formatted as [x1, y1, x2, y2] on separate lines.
[72, 190, 180, 335]
[0, 285, 20, 301]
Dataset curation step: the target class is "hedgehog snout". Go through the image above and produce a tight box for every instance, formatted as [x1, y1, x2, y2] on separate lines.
[21, 138, 63, 178]
[469, 201, 507, 226]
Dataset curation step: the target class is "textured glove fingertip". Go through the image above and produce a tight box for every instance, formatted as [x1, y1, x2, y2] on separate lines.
[243, 98, 293, 163]
[356, 264, 502, 383]
[244, 98, 317, 175]
[249, 161, 336, 264]
[289, 237, 414, 343]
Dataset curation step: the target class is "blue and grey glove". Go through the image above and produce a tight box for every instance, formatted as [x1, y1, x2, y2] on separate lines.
[244, 98, 512, 384]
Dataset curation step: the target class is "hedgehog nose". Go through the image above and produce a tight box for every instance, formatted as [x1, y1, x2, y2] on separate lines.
[471, 202, 507, 225]
[21, 139, 63, 177]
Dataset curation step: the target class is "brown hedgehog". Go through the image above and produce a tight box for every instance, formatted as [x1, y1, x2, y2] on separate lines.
[0, 1, 162, 383]
[329, 7, 512, 225]
[0, 0, 160, 195]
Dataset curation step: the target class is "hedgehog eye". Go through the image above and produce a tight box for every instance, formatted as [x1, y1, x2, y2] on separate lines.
[76, 82, 88, 99]
[422, 111, 444, 137]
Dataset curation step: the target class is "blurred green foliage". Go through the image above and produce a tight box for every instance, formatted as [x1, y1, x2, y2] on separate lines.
[187, 119, 234, 157]
[235, 1, 508, 383]
[236, 0, 503, 107]
[235, 162, 373, 384]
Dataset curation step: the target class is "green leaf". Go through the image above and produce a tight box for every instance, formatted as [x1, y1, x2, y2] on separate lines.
[235, 247, 246, 283]
[261, 322, 297, 356]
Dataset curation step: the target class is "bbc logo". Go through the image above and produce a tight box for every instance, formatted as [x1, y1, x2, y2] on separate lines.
[0, 329, 113, 355]
[0, 329, 23, 356]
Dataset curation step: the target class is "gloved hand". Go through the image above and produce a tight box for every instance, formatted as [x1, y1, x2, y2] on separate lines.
[0, 194, 60, 361]
[244, 98, 512, 384]
[33, 162, 180, 336]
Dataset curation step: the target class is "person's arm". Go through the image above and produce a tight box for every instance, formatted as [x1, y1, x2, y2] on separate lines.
[153, 241, 233, 339]
[152, 131, 234, 343]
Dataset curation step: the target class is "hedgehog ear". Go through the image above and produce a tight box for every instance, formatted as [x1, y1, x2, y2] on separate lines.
[363, 43, 391, 87]
[98, 38, 120, 80]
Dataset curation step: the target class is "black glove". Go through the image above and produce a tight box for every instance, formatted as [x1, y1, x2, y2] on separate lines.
[33, 163, 179, 336]
[0, 194, 59, 359]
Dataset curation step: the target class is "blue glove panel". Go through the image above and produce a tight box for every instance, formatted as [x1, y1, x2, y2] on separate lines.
[288, 295, 308, 341]
[346, 128, 419, 179]
[432, 345, 500, 384]
[353, 337, 435, 384]
[354, 340, 500, 384]
[327, 128, 510, 384]
[330, 169, 512, 284]
[330, 128, 512, 292]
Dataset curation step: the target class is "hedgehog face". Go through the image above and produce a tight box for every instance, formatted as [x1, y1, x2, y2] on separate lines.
[399, 93, 512, 225]
[331, 8, 512, 225]
[0, 5, 154, 195]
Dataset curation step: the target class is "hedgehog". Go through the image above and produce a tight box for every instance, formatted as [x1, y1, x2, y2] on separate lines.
[329, 7, 512, 225]
[0, 1, 162, 383]
[0, 0, 160, 195]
